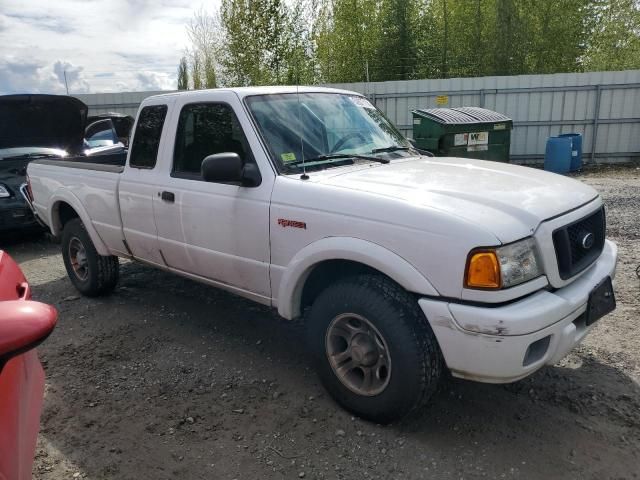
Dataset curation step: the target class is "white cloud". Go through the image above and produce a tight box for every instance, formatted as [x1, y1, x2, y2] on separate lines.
[135, 71, 176, 91]
[0, 14, 9, 32]
[0, 0, 202, 94]
[53, 61, 91, 93]
[0, 57, 58, 94]
[0, 57, 92, 94]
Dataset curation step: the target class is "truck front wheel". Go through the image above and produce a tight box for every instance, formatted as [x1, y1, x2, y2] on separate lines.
[306, 274, 443, 423]
[61, 218, 119, 296]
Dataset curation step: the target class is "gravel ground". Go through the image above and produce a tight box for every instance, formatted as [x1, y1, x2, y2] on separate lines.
[2, 166, 639, 480]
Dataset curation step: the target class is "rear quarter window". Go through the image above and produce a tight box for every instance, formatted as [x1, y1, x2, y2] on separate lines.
[129, 105, 168, 169]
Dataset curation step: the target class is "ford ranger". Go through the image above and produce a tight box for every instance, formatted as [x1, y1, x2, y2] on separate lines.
[24, 87, 617, 422]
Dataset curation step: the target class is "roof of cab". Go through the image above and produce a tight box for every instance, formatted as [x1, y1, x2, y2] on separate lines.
[142, 85, 362, 104]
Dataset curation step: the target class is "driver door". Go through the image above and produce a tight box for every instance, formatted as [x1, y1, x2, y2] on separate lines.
[153, 93, 272, 301]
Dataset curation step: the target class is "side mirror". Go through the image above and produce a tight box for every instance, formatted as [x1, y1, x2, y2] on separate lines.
[201, 152, 261, 187]
[0, 300, 57, 367]
[202, 152, 243, 183]
[241, 163, 262, 187]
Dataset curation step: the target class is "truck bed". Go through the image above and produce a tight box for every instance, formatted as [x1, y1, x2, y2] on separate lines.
[28, 159, 125, 255]
[31, 158, 124, 174]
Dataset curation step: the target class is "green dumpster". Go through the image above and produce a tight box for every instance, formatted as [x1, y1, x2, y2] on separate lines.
[411, 107, 513, 162]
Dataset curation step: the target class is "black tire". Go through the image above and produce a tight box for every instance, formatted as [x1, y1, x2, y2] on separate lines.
[61, 218, 119, 296]
[306, 274, 443, 424]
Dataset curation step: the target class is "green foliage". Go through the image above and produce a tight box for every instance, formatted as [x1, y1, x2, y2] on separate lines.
[582, 0, 640, 71]
[315, 0, 380, 83]
[192, 55, 202, 90]
[204, 54, 217, 88]
[219, 0, 316, 86]
[177, 57, 189, 90]
[364, 0, 421, 81]
[179, 0, 640, 87]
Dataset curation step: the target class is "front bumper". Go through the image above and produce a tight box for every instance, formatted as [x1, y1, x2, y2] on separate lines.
[0, 200, 40, 233]
[420, 240, 618, 383]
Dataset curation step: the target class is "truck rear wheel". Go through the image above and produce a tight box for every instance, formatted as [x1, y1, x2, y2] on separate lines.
[306, 274, 443, 423]
[61, 218, 119, 296]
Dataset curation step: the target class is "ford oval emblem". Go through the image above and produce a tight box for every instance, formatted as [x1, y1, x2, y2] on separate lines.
[582, 232, 594, 250]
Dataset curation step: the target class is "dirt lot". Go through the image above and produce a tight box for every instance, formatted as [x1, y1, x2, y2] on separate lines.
[2, 167, 639, 480]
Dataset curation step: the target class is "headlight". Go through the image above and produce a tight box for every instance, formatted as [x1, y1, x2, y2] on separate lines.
[465, 237, 542, 289]
[0, 185, 10, 198]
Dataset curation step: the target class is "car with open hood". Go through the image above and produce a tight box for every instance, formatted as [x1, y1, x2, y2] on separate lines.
[0, 94, 126, 233]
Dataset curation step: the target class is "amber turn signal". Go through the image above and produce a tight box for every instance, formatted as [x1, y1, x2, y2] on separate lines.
[465, 251, 501, 289]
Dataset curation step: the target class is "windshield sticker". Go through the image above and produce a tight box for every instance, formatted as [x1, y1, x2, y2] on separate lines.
[281, 152, 296, 162]
[348, 96, 375, 109]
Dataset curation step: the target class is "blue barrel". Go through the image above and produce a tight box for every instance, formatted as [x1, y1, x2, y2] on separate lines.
[559, 133, 582, 171]
[544, 136, 572, 174]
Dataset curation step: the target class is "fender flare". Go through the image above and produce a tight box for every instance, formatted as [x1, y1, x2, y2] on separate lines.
[48, 190, 110, 256]
[277, 237, 439, 319]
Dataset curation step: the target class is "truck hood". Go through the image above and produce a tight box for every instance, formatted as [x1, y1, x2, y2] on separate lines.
[0, 94, 88, 154]
[314, 157, 599, 242]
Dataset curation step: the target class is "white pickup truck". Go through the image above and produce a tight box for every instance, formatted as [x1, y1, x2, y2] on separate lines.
[25, 87, 617, 422]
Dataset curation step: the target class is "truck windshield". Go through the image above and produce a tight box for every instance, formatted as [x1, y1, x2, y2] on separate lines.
[245, 93, 412, 172]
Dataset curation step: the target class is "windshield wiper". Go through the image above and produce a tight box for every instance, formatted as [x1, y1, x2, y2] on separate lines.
[371, 145, 411, 154]
[286, 153, 389, 170]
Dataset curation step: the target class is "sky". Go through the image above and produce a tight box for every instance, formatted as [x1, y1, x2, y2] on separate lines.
[0, 0, 212, 94]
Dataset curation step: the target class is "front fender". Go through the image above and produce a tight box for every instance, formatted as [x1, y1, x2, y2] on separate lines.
[48, 190, 110, 256]
[277, 237, 440, 319]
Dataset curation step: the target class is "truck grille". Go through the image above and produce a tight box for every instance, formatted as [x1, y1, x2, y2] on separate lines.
[552, 207, 605, 280]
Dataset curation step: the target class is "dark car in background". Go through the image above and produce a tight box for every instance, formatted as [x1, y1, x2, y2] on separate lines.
[0, 94, 128, 234]
[0, 94, 87, 233]
[87, 112, 134, 147]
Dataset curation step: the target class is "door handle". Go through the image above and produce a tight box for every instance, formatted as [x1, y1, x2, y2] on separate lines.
[160, 191, 175, 203]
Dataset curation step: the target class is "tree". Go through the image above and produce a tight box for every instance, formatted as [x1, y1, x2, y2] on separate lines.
[492, 0, 527, 75]
[178, 0, 640, 88]
[192, 55, 202, 89]
[315, 0, 379, 83]
[582, 0, 640, 71]
[372, 0, 421, 81]
[177, 56, 189, 90]
[219, 0, 290, 85]
[204, 54, 217, 88]
[284, 0, 318, 84]
[187, 8, 220, 89]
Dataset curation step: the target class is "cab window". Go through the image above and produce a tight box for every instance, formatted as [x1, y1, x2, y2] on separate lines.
[129, 105, 167, 169]
[173, 103, 251, 179]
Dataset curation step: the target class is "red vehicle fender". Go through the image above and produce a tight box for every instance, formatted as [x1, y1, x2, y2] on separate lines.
[0, 251, 58, 480]
[0, 350, 47, 480]
[0, 251, 30, 301]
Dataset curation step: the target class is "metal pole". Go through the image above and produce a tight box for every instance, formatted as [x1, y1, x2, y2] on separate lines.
[591, 84, 602, 164]
[442, 0, 448, 78]
[365, 60, 370, 98]
[63, 70, 69, 95]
